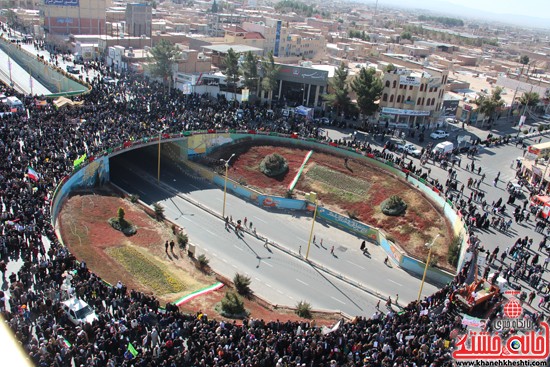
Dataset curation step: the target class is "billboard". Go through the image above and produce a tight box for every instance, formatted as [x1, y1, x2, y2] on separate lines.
[274, 20, 282, 57]
[442, 99, 459, 117]
[45, 0, 80, 5]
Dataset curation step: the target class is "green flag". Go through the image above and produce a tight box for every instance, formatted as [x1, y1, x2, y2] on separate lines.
[127, 342, 138, 358]
[73, 153, 86, 168]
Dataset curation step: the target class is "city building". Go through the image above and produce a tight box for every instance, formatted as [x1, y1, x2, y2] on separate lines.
[41, 0, 110, 36]
[378, 63, 449, 127]
[125, 2, 152, 38]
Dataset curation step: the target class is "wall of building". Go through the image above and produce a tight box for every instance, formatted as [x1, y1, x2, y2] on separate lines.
[42, 0, 108, 35]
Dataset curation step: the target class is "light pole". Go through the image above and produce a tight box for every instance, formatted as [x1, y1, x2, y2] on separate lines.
[152, 127, 168, 183]
[221, 153, 235, 218]
[305, 192, 318, 260]
[417, 234, 440, 302]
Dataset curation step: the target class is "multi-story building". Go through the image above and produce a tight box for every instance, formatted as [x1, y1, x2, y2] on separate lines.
[125, 2, 152, 38]
[378, 64, 449, 127]
[41, 0, 110, 36]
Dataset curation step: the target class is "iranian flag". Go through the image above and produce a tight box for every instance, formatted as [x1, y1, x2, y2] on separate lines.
[27, 167, 40, 182]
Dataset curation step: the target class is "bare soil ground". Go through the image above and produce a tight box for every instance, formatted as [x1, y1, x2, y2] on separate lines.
[59, 190, 340, 325]
[218, 145, 454, 271]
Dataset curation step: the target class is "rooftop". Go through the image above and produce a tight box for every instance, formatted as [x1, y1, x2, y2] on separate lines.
[202, 44, 264, 54]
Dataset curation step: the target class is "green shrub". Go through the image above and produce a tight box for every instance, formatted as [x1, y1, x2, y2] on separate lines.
[234, 273, 252, 296]
[177, 232, 189, 249]
[259, 153, 289, 177]
[538, 125, 545, 132]
[220, 291, 246, 316]
[295, 301, 312, 319]
[523, 129, 529, 135]
[381, 195, 407, 216]
[447, 235, 462, 267]
[117, 207, 125, 222]
[197, 254, 209, 270]
[153, 202, 165, 221]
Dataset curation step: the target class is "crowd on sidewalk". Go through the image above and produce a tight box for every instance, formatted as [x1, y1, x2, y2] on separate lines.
[0, 55, 548, 366]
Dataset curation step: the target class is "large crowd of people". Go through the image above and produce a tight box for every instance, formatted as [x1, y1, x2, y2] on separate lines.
[0, 45, 548, 367]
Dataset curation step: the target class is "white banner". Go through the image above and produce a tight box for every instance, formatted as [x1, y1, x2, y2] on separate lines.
[382, 107, 430, 116]
[399, 75, 421, 87]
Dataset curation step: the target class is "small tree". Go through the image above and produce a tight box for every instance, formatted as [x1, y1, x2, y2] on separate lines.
[177, 232, 189, 249]
[260, 51, 280, 108]
[295, 301, 312, 319]
[223, 48, 240, 99]
[240, 51, 259, 95]
[149, 40, 180, 88]
[197, 254, 209, 270]
[117, 207, 125, 222]
[234, 273, 252, 296]
[220, 291, 246, 316]
[352, 67, 383, 118]
[153, 202, 165, 221]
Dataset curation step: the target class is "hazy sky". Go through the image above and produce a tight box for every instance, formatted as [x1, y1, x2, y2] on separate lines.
[445, 0, 550, 19]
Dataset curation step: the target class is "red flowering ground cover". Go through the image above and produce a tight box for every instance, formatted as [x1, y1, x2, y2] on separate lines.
[213, 144, 454, 271]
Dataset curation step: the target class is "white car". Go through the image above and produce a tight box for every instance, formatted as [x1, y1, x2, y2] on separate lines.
[430, 130, 450, 139]
[62, 298, 98, 326]
[397, 143, 422, 157]
[445, 118, 459, 124]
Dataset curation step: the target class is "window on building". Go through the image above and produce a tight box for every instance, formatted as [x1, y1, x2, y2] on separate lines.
[406, 96, 411, 102]
[390, 95, 394, 102]
[392, 80, 397, 88]
[421, 97, 425, 105]
[397, 95, 401, 103]
[417, 97, 421, 105]
[431, 98, 435, 106]
[426, 98, 431, 106]
[385, 80, 390, 88]
[399, 84, 403, 89]
[409, 85, 413, 90]
[382, 93, 388, 102]
[420, 84, 424, 92]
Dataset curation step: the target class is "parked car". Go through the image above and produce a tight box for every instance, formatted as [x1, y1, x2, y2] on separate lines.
[66, 65, 80, 74]
[430, 130, 450, 139]
[445, 118, 459, 124]
[397, 143, 422, 157]
[62, 297, 98, 326]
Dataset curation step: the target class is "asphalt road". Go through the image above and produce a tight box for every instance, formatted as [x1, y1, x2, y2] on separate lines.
[110, 151, 440, 316]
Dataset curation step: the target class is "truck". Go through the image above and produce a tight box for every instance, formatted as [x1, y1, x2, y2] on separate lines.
[432, 141, 454, 155]
[530, 195, 550, 219]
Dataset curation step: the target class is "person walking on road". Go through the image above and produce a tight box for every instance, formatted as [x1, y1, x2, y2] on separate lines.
[165, 241, 169, 253]
[264, 239, 269, 249]
[330, 246, 334, 255]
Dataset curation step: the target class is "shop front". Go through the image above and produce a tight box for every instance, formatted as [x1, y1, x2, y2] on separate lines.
[378, 107, 431, 128]
[271, 65, 328, 110]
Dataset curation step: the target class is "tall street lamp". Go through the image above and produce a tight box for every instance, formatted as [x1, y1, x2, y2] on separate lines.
[417, 234, 440, 302]
[221, 153, 236, 218]
[305, 192, 318, 260]
[152, 127, 168, 183]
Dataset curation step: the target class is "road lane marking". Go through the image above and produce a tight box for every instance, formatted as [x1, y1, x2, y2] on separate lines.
[262, 261, 273, 267]
[388, 279, 403, 286]
[331, 296, 346, 305]
[233, 245, 244, 251]
[189, 184, 200, 190]
[205, 229, 218, 237]
[295, 278, 309, 286]
[265, 283, 272, 288]
[346, 260, 366, 270]
[255, 277, 261, 281]
[254, 217, 267, 223]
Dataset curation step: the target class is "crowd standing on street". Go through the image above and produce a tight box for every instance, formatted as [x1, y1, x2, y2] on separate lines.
[0, 44, 548, 366]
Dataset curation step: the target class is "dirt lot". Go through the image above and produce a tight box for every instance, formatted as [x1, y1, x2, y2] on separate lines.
[211, 144, 454, 271]
[58, 190, 340, 325]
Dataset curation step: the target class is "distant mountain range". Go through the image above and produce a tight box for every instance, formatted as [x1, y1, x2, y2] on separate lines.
[366, 0, 550, 29]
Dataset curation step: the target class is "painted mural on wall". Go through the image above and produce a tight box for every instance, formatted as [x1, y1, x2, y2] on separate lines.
[52, 156, 110, 224]
[317, 207, 378, 242]
[187, 133, 232, 157]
